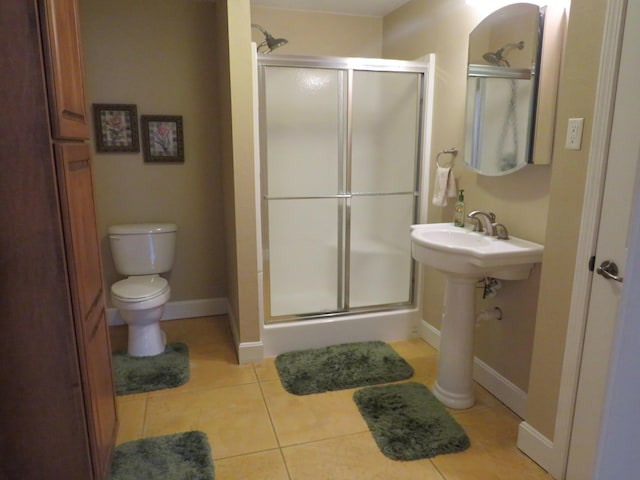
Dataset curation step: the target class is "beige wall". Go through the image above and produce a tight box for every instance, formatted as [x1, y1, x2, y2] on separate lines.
[251, 7, 383, 57]
[383, 0, 550, 394]
[81, 0, 226, 303]
[81, 0, 608, 436]
[527, 0, 607, 439]
[216, 0, 261, 344]
[384, 0, 607, 439]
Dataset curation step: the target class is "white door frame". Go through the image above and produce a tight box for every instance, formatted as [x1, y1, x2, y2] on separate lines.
[547, 0, 630, 477]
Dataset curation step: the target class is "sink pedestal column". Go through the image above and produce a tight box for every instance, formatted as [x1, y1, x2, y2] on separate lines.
[433, 275, 478, 409]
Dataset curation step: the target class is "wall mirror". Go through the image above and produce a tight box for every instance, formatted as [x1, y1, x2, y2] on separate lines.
[464, 3, 564, 176]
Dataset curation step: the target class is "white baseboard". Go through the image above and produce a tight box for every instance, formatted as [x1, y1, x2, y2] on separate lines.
[473, 357, 527, 418]
[419, 319, 528, 418]
[226, 301, 265, 365]
[419, 318, 441, 348]
[237, 341, 264, 364]
[517, 422, 555, 476]
[107, 297, 228, 326]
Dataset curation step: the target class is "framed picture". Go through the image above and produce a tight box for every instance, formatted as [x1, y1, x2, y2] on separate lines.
[141, 115, 184, 163]
[92, 104, 139, 153]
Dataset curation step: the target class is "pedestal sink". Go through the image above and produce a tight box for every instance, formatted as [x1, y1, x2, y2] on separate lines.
[411, 223, 543, 409]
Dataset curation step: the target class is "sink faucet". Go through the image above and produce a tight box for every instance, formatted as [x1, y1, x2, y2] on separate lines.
[467, 211, 497, 236]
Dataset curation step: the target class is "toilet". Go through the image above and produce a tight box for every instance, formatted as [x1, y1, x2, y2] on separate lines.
[108, 223, 177, 357]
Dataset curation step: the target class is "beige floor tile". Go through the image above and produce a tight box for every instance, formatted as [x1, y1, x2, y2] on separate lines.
[283, 431, 445, 480]
[115, 396, 146, 445]
[432, 405, 553, 479]
[261, 379, 369, 447]
[139, 346, 257, 397]
[390, 337, 439, 383]
[453, 405, 520, 444]
[143, 384, 278, 459]
[110, 318, 549, 479]
[163, 316, 232, 353]
[214, 449, 289, 480]
[253, 356, 279, 383]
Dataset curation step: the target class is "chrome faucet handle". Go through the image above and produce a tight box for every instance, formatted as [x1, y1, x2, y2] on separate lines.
[494, 223, 510, 240]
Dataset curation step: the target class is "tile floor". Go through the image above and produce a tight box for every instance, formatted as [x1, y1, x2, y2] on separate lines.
[110, 316, 553, 480]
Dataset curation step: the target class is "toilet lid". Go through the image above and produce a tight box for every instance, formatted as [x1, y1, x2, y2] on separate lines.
[111, 276, 169, 301]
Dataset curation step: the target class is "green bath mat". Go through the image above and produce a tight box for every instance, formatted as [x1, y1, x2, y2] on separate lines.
[110, 431, 214, 480]
[275, 341, 414, 395]
[353, 382, 470, 460]
[113, 342, 189, 395]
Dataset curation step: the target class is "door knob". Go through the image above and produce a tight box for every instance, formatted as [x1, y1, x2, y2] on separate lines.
[596, 260, 624, 283]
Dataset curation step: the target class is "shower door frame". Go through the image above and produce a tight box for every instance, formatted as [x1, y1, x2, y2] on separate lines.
[257, 54, 428, 324]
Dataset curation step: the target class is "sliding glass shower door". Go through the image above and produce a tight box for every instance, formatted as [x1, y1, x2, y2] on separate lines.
[259, 56, 425, 322]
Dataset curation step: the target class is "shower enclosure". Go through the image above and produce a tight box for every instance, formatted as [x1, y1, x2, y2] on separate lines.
[257, 55, 428, 324]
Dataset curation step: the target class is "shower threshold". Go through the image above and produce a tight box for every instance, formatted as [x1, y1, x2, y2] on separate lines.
[262, 306, 419, 357]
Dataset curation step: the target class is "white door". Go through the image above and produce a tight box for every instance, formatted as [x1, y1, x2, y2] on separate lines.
[565, 1, 640, 477]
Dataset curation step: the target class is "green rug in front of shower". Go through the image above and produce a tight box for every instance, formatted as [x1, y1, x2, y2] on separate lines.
[110, 431, 214, 480]
[112, 342, 189, 395]
[353, 382, 470, 461]
[274, 341, 414, 395]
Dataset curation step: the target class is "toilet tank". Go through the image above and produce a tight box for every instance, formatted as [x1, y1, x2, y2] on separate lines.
[108, 223, 177, 276]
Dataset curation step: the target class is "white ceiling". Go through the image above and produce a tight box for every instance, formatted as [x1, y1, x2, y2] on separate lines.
[250, 0, 412, 17]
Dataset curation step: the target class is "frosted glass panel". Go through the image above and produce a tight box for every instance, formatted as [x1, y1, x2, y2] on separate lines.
[268, 199, 341, 317]
[349, 195, 414, 308]
[351, 71, 420, 193]
[264, 67, 342, 197]
[260, 58, 424, 322]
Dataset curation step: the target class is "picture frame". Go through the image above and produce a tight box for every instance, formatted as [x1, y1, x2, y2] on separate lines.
[141, 115, 185, 163]
[92, 103, 139, 153]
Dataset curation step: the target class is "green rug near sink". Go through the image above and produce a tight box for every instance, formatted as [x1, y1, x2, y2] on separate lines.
[275, 341, 414, 395]
[353, 382, 470, 461]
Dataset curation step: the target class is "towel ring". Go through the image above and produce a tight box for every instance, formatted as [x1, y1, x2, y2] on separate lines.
[436, 148, 458, 168]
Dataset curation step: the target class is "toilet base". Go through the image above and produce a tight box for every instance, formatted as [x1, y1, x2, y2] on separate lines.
[120, 305, 167, 357]
[127, 323, 166, 357]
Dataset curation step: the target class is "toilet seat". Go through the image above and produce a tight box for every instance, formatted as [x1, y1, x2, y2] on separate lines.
[111, 275, 169, 305]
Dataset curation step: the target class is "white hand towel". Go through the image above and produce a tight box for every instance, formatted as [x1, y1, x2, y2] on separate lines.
[432, 166, 458, 206]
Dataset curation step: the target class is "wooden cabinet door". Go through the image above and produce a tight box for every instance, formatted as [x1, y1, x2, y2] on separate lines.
[55, 142, 118, 478]
[55, 143, 103, 319]
[40, 0, 90, 139]
[84, 308, 118, 478]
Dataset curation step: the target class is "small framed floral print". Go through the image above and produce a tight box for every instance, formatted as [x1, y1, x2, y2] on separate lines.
[141, 115, 184, 163]
[92, 104, 139, 153]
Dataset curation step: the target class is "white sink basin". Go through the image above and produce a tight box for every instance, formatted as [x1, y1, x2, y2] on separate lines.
[410, 222, 544, 409]
[411, 223, 544, 280]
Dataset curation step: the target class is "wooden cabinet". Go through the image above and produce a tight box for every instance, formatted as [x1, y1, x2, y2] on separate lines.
[0, 0, 117, 478]
[55, 144, 105, 318]
[55, 143, 118, 478]
[39, 0, 90, 139]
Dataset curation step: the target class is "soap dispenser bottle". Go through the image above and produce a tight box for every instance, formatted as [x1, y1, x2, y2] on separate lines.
[453, 189, 465, 227]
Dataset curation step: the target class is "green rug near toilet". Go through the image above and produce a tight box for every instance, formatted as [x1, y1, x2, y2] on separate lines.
[110, 431, 214, 480]
[112, 342, 189, 395]
[353, 382, 470, 461]
[275, 341, 414, 395]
